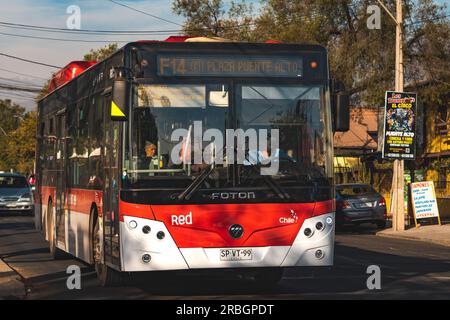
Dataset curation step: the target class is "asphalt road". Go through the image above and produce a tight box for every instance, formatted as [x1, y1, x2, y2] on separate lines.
[1, 214, 449, 300]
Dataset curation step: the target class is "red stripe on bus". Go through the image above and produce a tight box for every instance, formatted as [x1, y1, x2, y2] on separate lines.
[39, 186, 102, 216]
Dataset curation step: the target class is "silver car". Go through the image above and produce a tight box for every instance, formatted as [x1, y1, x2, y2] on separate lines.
[0, 173, 34, 215]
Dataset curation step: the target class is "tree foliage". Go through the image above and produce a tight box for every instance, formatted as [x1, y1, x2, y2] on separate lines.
[3, 44, 119, 173]
[4, 111, 37, 174]
[0, 99, 35, 173]
[172, 0, 256, 40]
[172, 0, 450, 107]
[83, 43, 118, 61]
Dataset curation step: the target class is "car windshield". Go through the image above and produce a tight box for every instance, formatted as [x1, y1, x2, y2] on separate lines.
[0, 176, 28, 188]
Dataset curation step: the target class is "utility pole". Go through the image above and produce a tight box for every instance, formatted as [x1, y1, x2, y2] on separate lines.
[377, 0, 405, 231]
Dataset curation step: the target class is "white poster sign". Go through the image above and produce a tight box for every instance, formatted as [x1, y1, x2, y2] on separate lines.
[411, 181, 440, 220]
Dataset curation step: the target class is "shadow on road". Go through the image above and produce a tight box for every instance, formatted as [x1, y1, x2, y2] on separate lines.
[127, 241, 450, 299]
[335, 220, 393, 235]
[2, 216, 449, 299]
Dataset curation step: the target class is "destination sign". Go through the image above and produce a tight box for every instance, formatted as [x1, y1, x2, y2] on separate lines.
[157, 55, 303, 77]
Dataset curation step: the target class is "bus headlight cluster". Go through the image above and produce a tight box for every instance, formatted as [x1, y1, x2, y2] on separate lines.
[304, 215, 334, 238]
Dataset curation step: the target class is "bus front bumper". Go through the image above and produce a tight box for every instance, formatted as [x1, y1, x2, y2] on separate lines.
[119, 213, 335, 272]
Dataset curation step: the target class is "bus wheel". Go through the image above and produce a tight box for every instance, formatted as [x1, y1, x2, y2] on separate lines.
[93, 215, 122, 287]
[47, 201, 65, 259]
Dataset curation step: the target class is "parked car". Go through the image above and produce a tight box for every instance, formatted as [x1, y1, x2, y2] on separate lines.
[336, 184, 387, 228]
[0, 173, 34, 215]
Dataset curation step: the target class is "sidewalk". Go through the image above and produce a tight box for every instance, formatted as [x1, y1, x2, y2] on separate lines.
[377, 224, 450, 247]
[0, 259, 25, 299]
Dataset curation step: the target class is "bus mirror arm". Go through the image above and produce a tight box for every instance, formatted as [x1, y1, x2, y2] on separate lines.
[330, 80, 350, 132]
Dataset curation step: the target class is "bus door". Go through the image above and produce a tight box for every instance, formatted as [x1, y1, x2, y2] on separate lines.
[102, 93, 121, 269]
[55, 111, 67, 249]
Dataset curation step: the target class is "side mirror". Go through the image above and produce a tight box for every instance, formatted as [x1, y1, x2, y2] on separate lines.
[111, 69, 131, 121]
[334, 92, 350, 132]
[331, 80, 350, 132]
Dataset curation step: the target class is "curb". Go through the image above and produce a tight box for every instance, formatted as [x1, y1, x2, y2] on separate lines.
[0, 259, 26, 300]
[376, 232, 450, 248]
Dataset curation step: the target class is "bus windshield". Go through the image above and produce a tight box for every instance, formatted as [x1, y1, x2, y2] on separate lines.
[123, 82, 332, 203]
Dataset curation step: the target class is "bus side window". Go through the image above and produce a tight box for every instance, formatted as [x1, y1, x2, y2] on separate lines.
[78, 100, 90, 187]
[88, 96, 104, 188]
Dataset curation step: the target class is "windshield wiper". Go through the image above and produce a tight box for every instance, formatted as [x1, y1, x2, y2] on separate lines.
[242, 162, 291, 201]
[177, 165, 214, 201]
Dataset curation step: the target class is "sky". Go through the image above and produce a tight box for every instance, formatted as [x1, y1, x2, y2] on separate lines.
[0, 0, 448, 111]
[0, 0, 192, 110]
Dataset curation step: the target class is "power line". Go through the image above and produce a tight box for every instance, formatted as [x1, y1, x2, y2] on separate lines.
[0, 95, 36, 102]
[0, 76, 45, 87]
[0, 83, 41, 93]
[0, 21, 181, 35]
[107, 0, 183, 27]
[0, 52, 61, 69]
[0, 67, 48, 80]
[0, 77, 42, 86]
[0, 87, 36, 95]
[0, 90, 36, 100]
[0, 31, 144, 43]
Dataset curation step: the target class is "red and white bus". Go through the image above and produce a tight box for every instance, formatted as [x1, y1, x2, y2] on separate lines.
[35, 36, 349, 286]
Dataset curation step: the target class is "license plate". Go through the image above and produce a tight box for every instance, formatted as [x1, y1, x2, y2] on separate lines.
[358, 202, 374, 208]
[220, 249, 252, 261]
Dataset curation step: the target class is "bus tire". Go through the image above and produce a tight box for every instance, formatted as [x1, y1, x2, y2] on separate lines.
[92, 212, 122, 287]
[47, 200, 65, 259]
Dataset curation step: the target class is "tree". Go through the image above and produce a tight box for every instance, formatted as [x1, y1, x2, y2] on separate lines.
[4, 111, 37, 174]
[172, 0, 255, 40]
[172, 0, 450, 107]
[0, 99, 29, 172]
[4, 44, 119, 173]
[83, 43, 118, 61]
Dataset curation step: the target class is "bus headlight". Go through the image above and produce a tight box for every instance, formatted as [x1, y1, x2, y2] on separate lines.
[157, 231, 165, 240]
[304, 228, 313, 237]
[315, 221, 324, 231]
[142, 254, 151, 263]
[128, 220, 138, 229]
[142, 225, 151, 234]
[315, 249, 325, 259]
[326, 216, 333, 225]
